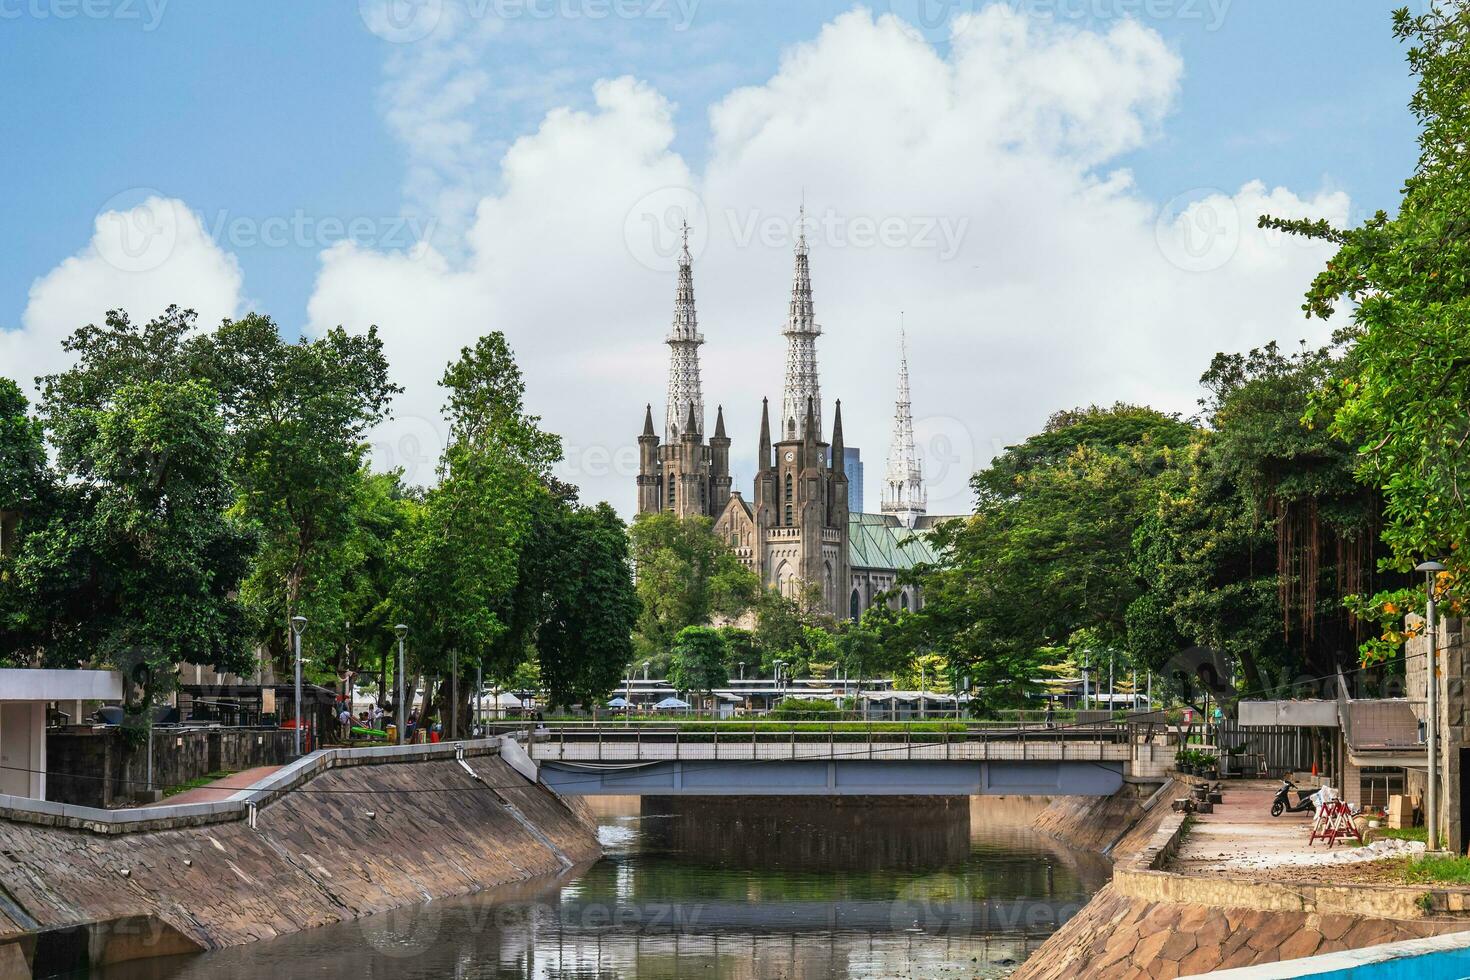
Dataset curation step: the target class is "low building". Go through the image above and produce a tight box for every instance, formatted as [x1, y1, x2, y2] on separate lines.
[0, 668, 122, 799]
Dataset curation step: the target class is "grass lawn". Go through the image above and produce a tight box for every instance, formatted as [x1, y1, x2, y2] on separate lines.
[162, 770, 236, 798]
[1403, 854, 1470, 885]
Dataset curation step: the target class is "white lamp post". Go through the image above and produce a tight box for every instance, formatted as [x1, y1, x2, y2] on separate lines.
[394, 624, 409, 746]
[290, 616, 307, 757]
[1418, 560, 1446, 852]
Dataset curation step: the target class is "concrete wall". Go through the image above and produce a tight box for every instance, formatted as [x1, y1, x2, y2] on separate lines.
[47, 728, 296, 808]
[0, 743, 600, 975]
[0, 703, 44, 799]
[1407, 614, 1467, 852]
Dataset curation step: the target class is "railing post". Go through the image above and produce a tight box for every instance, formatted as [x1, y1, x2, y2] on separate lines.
[714, 724, 719, 760]
[790, 726, 796, 760]
[559, 725, 565, 760]
[637, 727, 641, 761]
[597, 727, 602, 762]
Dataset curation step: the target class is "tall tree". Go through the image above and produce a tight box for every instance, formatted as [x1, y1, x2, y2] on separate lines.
[628, 512, 760, 663]
[536, 502, 641, 710]
[198, 313, 399, 670]
[1264, 5, 1470, 656]
[6, 381, 252, 706]
[668, 626, 729, 704]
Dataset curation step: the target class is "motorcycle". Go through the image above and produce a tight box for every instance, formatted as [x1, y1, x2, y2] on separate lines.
[1270, 778, 1317, 817]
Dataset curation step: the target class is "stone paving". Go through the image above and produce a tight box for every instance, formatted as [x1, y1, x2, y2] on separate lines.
[136, 766, 282, 807]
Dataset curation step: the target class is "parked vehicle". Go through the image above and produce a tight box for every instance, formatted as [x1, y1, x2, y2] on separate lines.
[1270, 778, 1316, 817]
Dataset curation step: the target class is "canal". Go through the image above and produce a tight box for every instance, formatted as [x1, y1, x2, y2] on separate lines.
[95, 796, 1109, 980]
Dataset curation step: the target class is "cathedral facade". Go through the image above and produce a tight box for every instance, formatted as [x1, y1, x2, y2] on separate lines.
[636, 216, 942, 620]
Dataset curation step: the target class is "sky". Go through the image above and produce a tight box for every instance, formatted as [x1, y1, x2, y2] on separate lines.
[0, 0, 1424, 516]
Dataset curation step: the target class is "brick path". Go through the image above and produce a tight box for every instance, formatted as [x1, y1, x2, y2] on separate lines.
[139, 766, 282, 807]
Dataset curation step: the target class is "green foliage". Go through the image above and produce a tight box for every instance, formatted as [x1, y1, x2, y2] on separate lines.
[535, 503, 641, 709]
[908, 405, 1192, 709]
[4, 379, 252, 705]
[667, 625, 729, 697]
[769, 697, 838, 720]
[1264, 6, 1470, 659]
[629, 511, 759, 659]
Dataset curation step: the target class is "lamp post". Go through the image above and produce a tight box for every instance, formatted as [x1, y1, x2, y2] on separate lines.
[290, 616, 307, 757]
[738, 661, 745, 681]
[394, 624, 409, 746]
[1418, 560, 1446, 852]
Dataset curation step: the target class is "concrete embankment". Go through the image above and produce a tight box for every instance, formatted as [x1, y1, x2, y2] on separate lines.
[1016, 779, 1470, 979]
[0, 739, 600, 978]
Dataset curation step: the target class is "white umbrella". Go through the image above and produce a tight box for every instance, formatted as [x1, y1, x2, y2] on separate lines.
[654, 696, 691, 710]
[606, 696, 630, 708]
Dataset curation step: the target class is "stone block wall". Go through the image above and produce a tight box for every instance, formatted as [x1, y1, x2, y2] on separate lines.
[47, 728, 294, 808]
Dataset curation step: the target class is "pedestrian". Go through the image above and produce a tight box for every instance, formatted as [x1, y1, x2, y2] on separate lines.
[338, 703, 352, 741]
[1044, 701, 1055, 729]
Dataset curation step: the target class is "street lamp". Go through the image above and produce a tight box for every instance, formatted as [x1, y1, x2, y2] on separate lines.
[290, 616, 307, 757]
[1418, 560, 1446, 852]
[738, 661, 745, 681]
[394, 624, 409, 746]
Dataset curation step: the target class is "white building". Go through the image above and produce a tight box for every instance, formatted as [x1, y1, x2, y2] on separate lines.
[0, 668, 122, 800]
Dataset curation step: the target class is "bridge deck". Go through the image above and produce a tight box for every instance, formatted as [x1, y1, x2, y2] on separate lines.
[530, 739, 1132, 763]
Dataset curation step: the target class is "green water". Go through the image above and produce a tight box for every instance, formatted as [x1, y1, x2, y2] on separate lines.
[98, 796, 1109, 980]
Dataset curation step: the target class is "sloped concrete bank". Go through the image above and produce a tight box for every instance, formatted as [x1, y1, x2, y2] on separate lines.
[0, 739, 601, 978]
[1015, 779, 1470, 979]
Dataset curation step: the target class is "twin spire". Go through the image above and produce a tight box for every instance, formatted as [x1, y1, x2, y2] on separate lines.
[882, 324, 926, 528]
[664, 220, 705, 443]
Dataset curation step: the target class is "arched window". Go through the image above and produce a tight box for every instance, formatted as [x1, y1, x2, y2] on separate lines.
[849, 589, 861, 622]
[900, 592, 910, 611]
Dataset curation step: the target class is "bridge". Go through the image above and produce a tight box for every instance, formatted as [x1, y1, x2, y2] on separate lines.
[505, 723, 1168, 797]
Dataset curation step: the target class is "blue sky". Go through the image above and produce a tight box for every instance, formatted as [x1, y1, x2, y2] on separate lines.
[0, 1, 1419, 332]
[0, 1, 1427, 511]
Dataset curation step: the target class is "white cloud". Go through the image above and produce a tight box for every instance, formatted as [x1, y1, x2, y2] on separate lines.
[311, 5, 1348, 515]
[2, 196, 243, 395]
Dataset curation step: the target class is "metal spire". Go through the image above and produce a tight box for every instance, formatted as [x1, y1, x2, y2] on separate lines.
[882, 321, 926, 528]
[781, 204, 821, 441]
[665, 219, 705, 443]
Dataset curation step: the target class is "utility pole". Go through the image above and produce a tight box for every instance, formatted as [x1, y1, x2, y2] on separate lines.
[451, 649, 459, 740]
[394, 624, 408, 746]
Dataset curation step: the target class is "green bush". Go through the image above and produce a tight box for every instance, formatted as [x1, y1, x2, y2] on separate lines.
[769, 698, 839, 720]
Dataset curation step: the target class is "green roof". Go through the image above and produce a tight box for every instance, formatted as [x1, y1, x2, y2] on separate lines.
[848, 513, 942, 571]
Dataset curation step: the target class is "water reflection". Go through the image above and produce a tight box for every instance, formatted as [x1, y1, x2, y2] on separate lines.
[98, 796, 1107, 980]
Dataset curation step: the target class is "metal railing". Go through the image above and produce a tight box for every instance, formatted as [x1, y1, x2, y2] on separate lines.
[517, 718, 1143, 764]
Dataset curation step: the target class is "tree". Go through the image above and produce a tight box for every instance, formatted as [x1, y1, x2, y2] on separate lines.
[6, 381, 252, 707]
[0, 379, 52, 665]
[395, 333, 557, 729]
[536, 503, 641, 710]
[198, 313, 399, 671]
[629, 512, 760, 662]
[668, 626, 729, 704]
[1264, 6, 1470, 656]
[906, 405, 1193, 709]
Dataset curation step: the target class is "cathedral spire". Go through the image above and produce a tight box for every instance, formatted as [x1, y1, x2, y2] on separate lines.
[759, 396, 772, 468]
[713, 404, 727, 439]
[665, 220, 705, 443]
[882, 324, 926, 528]
[781, 205, 821, 441]
[641, 403, 656, 439]
[830, 398, 845, 471]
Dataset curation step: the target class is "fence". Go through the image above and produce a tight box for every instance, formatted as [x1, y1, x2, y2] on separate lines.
[1215, 720, 1316, 778]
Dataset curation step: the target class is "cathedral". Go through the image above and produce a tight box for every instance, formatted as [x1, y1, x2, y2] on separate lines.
[635, 216, 947, 620]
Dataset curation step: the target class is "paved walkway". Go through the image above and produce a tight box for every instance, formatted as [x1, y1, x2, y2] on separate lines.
[139, 765, 282, 807]
[1171, 780, 1319, 874]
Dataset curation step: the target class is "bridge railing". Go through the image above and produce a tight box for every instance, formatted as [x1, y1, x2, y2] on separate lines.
[517, 718, 1141, 763]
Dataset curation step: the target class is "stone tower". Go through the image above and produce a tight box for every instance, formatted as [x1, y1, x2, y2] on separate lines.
[713, 222, 849, 618]
[882, 327, 926, 528]
[780, 207, 821, 442]
[636, 224, 730, 519]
